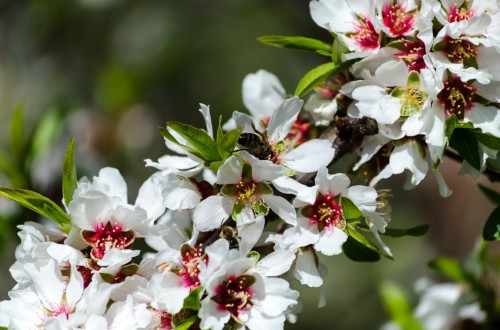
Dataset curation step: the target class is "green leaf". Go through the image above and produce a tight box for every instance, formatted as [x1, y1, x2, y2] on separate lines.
[478, 184, 500, 205]
[331, 36, 349, 63]
[257, 35, 333, 54]
[341, 196, 363, 221]
[158, 126, 208, 162]
[379, 281, 423, 330]
[347, 223, 393, 260]
[62, 139, 78, 207]
[343, 236, 380, 262]
[216, 115, 224, 145]
[166, 122, 220, 162]
[0, 188, 70, 227]
[445, 115, 473, 139]
[217, 127, 242, 159]
[382, 224, 429, 237]
[469, 130, 500, 150]
[449, 128, 481, 170]
[174, 315, 199, 330]
[482, 207, 500, 241]
[183, 286, 204, 311]
[294, 61, 340, 98]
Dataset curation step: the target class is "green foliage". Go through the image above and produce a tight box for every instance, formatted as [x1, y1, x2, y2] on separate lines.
[482, 207, 500, 241]
[175, 315, 199, 330]
[449, 128, 481, 170]
[382, 224, 429, 237]
[62, 139, 78, 207]
[478, 184, 500, 205]
[257, 35, 333, 55]
[379, 281, 423, 330]
[0, 188, 70, 230]
[341, 196, 363, 221]
[294, 61, 340, 98]
[217, 127, 242, 160]
[428, 257, 482, 295]
[183, 286, 204, 311]
[342, 235, 380, 262]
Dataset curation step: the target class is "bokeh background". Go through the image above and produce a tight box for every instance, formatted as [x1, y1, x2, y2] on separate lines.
[0, 0, 498, 328]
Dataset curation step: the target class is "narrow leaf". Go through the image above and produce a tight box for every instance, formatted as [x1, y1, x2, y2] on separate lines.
[469, 130, 500, 150]
[483, 207, 500, 241]
[294, 61, 340, 98]
[174, 315, 199, 330]
[0, 188, 70, 226]
[341, 196, 363, 221]
[183, 286, 204, 311]
[478, 184, 500, 205]
[343, 236, 380, 262]
[63, 139, 78, 207]
[216, 115, 223, 145]
[158, 126, 208, 162]
[347, 223, 393, 260]
[382, 224, 429, 237]
[449, 128, 481, 170]
[257, 35, 333, 54]
[167, 122, 220, 162]
[217, 127, 242, 159]
[28, 108, 64, 164]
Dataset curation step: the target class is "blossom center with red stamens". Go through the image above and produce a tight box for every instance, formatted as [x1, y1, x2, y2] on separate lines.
[393, 39, 426, 72]
[153, 309, 173, 330]
[307, 193, 344, 232]
[212, 275, 255, 317]
[382, 1, 416, 36]
[82, 221, 135, 259]
[286, 117, 313, 146]
[348, 16, 380, 50]
[443, 36, 478, 64]
[438, 77, 476, 119]
[448, 5, 474, 22]
[178, 245, 206, 288]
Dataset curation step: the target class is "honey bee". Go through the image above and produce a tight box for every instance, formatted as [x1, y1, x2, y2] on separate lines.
[237, 123, 275, 160]
[218, 226, 240, 250]
[335, 115, 378, 140]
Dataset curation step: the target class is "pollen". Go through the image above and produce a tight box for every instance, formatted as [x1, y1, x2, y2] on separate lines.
[347, 15, 380, 51]
[236, 181, 258, 205]
[448, 4, 474, 22]
[438, 77, 476, 119]
[400, 88, 427, 116]
[307, 193, 345, 232]
[382, 1, 416, 37]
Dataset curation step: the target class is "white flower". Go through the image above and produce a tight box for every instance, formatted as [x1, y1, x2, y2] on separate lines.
[198, 239, 299, 330]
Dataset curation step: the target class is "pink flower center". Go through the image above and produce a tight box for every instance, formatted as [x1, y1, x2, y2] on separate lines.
[178, 245, 206, 289]
[438, 76, 476, 119]
[382, 1, 416, 36]
[153, 309, 173, 329]
[348, 16, 380, 50]
[442, 36, 478, 64]
[286, 117, 313, 147]
[393, 38, 426, 72]
[448, 4, 474, 22]
[305, 193, 344, 232]
[212, 275, 255, 317]
[82, 221, 135, 259]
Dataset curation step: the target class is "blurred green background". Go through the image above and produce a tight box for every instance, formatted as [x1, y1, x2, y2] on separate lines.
[0, 0, 498, 329]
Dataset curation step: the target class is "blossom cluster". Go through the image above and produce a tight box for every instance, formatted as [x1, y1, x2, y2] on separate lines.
[1, 0, 499, 329]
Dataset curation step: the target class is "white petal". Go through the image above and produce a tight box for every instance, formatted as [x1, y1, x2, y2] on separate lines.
[342, 185, 378, 214]
[283, 139, 335, 173]
[261, 195, 297, 226]
[293, 248, 323, 287]
[216, 156, 243, 184]
[258, 277, 299, 317]
[465, 103, 500, 137]
[238, 216, 265, 255]
[163, 179, 201, 210]
[316, 168, 350, 196]
[135, 173, 167, 220]
[314, 228, 348, 256]
[150, 272, 190, 314]
[199, 103, 214, 138]
[267, 97, 303, 141]
[193, 196, 233, 232]
[256, 248, 296, 277]
[242, 70, 286, 118]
